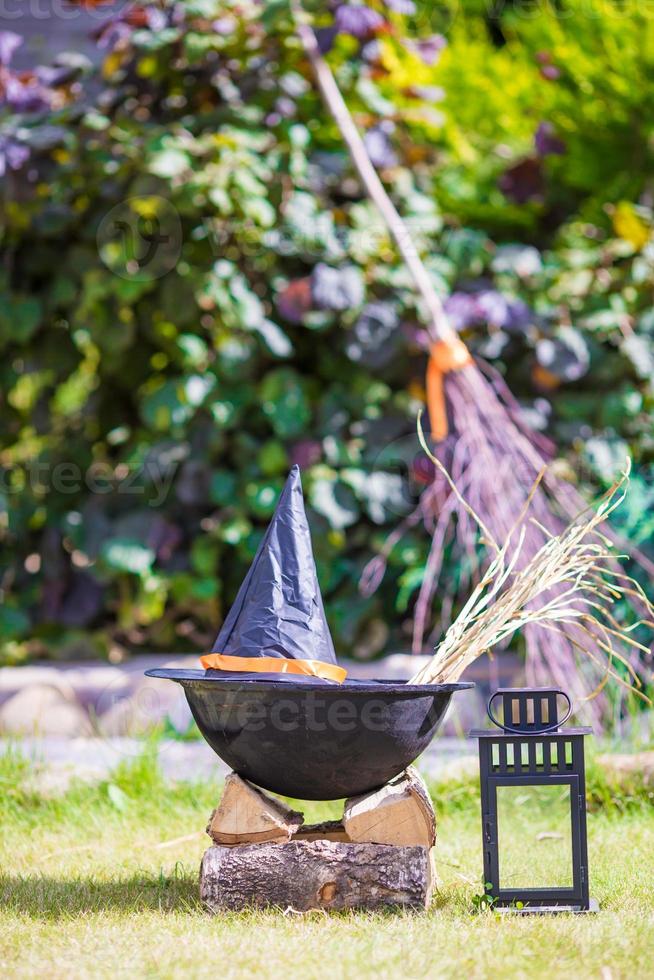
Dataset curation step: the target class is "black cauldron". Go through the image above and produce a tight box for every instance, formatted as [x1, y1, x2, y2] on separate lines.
[147, 668, 473, 799]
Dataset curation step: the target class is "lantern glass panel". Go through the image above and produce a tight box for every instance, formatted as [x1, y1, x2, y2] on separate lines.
[496, 783, 574, 890]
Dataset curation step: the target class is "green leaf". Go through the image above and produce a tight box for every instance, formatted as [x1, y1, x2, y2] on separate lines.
[310, 478, 359, 530]
[343, 469, 408, 524]
[396, 567, 425, 613]
[189, 577, 220, 601]
[84, 110, 110, 131]
[184, 373, 215, 407]
[583, 437, 630, 485]
[148, 148, 189, 178]
[210, 470, 238, 505]
[102, 540, 155, 575]
[246, 480, 282, 518]
[243, 196, 276, 227]
[141, 380, 193, 431]
[177, 335, 209, 368]
[0, 297, 42, 344]
[190, 537, 219, 577]
[257, 440, 288, 476]
[259, 369, 311, 438]
[0, 606, 30, 639]
[217, 516, 251, 546]
[622, 335, 654, 382]
[254, 319, 293, 358]
[106, 783, 129, 812]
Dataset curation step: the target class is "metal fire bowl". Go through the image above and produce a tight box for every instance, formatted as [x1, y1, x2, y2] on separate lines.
[146, 669, 473, 800]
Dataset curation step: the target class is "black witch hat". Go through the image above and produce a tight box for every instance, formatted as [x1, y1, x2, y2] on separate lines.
[211, 465, 337, 665]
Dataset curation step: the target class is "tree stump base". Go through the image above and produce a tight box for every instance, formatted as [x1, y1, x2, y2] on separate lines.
[201, 839, 432, 911]
[200, 769, 436, 913]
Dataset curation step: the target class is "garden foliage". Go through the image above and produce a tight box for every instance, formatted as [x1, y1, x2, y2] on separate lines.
[0, 0, 653, 669]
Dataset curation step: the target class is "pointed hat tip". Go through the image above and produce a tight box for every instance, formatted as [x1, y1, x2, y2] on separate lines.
[287, 464, 302, 486]
[275, 465, 303, 512]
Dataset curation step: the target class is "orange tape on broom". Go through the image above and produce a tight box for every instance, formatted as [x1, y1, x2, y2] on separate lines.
[199, 652, 347, 684]
[426, 337, 473, 441]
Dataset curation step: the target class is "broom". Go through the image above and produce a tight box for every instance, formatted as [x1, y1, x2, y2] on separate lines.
[293, 8, 654, 711]
[408, 433, 654, 701]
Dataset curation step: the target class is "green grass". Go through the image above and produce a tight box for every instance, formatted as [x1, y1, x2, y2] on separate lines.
[1, 745, 653, 980]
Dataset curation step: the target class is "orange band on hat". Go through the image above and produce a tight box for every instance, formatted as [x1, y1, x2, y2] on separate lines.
[426, 337, 472, 442]
[199, 653, 347, 684]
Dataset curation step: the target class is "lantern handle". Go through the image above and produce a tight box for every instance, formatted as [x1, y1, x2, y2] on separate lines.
[486, 690, 572, 734]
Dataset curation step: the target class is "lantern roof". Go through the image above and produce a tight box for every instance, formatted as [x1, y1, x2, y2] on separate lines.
[469, 727, 592, 738]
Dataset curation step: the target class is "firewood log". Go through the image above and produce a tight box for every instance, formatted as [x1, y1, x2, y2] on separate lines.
[206, 773, 303, 845]
[343, 767, 436, 848]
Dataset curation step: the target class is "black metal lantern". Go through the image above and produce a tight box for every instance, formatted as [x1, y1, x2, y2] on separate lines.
[470, 687, 598, 913]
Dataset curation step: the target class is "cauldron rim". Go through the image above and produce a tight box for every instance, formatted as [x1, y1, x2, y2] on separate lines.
[145, 667, 473, 696]
[145, 668, 474, 798]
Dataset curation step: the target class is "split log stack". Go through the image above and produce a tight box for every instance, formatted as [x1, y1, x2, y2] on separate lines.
[200, 768, 436, 912]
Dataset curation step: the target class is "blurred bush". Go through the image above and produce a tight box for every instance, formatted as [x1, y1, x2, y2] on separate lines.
[407, 0, 654, 231]
[0, 0, 652, 666]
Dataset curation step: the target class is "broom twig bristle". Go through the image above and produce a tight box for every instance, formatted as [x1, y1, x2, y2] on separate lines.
[408, 441, 653, 705]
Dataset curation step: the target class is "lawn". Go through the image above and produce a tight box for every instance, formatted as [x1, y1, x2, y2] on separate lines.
[1, 746, 653, 980]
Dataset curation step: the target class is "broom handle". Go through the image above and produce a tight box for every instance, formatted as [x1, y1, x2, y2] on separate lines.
[293, 10, 455, 345]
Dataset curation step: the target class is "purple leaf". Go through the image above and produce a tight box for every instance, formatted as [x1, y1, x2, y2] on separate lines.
[540, 65, 561, 81]
[410, 84, 445, 102]
[444, 289, 532, 333]
[274, 96, 296, 119]
[534, 121, 566, 157]
[59, 572, 105, 628]
[385, 0, 416, 12]
[311, 263, 365, 312]
[145, 7, 168, 31]
[277, 277, 313, 324]
[536, 327, 590, 382]
[290, 439, 322, 469]
[175, 460, 211, 506]
[36, 64, 80, 87]
[147, 517, 184, 563]
[94, 20, 132, 51]
[346, 301, 400, 367]
[363, 127, 398, 168]
[498, 157, 545, 204]
[334, 4, 386, 39]
[361, 39, 382, 63]
[476, 291, 532, 332]
[0, 134, 30, 177]
[0, 30, 22, 67]
[212, 17, 236, 35]
[443, 292, 481, 331]
[1, 73, 51, 113]
[315, 26, 338, 54]
[406, 34, 446, 66]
